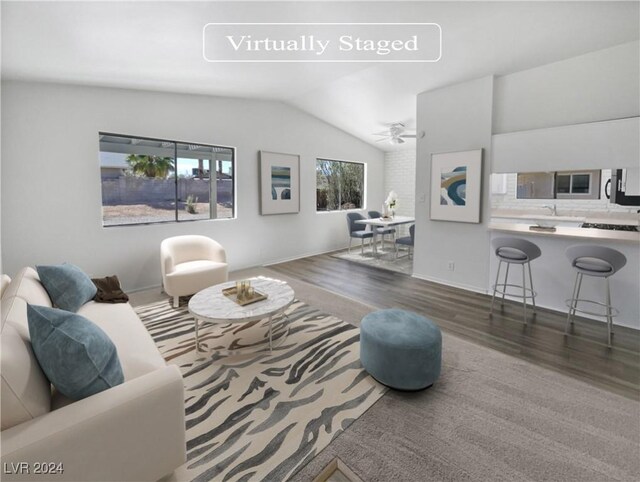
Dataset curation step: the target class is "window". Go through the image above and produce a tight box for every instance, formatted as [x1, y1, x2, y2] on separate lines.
[99, 133, 234, 226]
[555, 171, 600, 198]
[316, 159, 365, 211]
[516, 170, 601, 200]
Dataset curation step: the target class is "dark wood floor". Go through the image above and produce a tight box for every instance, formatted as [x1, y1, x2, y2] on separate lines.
[269, 253, 640, 400]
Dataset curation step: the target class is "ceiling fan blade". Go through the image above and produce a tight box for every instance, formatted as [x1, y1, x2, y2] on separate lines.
[375, 138, 389, 143]
[400, 134, 417, 138]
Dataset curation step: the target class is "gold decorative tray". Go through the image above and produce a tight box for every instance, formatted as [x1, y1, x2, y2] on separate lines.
[222, 286, 268, 306]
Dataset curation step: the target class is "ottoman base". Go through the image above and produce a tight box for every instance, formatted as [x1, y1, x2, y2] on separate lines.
[369, 374, 434, 392]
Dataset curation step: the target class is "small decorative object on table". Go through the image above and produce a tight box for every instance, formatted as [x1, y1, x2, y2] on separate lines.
[223, 280, 268, 306]
[385, 190, 398, 218]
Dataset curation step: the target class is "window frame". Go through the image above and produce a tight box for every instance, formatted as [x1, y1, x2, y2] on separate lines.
[315, 157, 367, 213]
[515, 169, 601, 200]
[555, 170, 601, 200]
[98, 132, 236, 227]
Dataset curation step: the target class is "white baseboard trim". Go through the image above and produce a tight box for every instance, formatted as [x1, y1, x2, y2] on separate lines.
[263, 246, 349, 267]
[127, 283, 162, 294]
[411, 273, 489, 295]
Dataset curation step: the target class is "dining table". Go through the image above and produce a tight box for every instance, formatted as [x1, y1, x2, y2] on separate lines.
[354, 215, 415, 257]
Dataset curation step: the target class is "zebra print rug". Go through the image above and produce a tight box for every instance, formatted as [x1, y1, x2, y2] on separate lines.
[136, 298, 387, 482]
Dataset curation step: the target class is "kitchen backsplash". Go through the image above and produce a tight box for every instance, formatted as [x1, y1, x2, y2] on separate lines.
[491, 170, 638, 214]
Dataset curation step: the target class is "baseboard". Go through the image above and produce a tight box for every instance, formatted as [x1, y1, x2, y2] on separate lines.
[263, 245, 349, 267]
[127, 283, 162, 294]
[411, 273, 489, 295]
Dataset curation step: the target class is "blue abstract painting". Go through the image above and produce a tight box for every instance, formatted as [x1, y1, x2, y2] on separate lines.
[440, 166, 467, 206]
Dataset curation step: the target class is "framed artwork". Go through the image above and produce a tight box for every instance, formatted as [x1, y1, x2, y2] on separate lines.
[430, 149, 483, 223]
[259, 151, 300, 215]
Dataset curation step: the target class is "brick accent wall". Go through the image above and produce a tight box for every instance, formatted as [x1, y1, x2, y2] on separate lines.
[383, 148, 416, 217]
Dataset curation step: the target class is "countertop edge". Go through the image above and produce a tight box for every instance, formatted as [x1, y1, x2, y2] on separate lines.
[488, 222, 640, 243]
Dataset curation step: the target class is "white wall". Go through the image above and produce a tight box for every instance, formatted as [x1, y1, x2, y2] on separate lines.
[414, 76, 494, 292]
[493, 41, 640, 134]
[492, 116, 640, 172]
[1, 81, 385, 291]
[383, 149, 415, 217]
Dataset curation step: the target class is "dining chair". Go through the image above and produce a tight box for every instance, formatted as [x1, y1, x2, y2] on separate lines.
[395, 224, 415, 259]
[346, 213, 374, 255]
[368, 210, 396, 251]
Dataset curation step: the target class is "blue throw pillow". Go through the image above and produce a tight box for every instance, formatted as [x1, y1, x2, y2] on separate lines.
[36, 263, 97, 312]
[27, 305, 124, 400]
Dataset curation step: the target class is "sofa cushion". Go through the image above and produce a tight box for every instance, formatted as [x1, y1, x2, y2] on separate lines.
[1, 267, 52, 308]
[36, 264, 97, 312]
[77, 302, 166, 380]
[1, 301, 51, 430]
[0, 274, 11, 299]
[27, 305, 124, 400]
[1, 296, 30, 338]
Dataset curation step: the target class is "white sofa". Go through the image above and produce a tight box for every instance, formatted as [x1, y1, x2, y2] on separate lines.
[1, 267, 186, 482]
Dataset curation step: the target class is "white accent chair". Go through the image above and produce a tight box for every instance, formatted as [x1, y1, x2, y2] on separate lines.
[161, 235, 229, 307]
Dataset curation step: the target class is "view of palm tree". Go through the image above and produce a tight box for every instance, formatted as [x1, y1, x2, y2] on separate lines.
[126, 154, 175, 178]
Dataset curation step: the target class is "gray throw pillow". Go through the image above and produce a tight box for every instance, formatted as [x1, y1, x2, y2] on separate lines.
[36, 263, 97, 312]
[27, 305, 124, 400]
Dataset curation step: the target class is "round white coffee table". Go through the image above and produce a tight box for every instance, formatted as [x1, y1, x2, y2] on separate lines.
[188, 277, 295, 354]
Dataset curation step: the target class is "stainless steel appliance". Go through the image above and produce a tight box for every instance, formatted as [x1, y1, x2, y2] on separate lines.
[606, 168, 640, 206]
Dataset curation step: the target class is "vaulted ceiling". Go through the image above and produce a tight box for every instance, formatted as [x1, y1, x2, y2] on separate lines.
[2, 1, 638, 151]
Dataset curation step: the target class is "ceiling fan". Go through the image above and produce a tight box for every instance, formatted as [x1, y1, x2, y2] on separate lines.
[373, 122, 419, 145]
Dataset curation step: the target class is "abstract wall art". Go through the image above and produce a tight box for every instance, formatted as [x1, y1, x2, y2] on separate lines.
[260, 151, 300, 215]
[430, 149, 482, 223]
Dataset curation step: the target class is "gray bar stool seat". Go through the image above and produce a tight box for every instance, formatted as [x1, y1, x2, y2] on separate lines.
[565, 245, 627, 346]
[490, 237, 542, 324]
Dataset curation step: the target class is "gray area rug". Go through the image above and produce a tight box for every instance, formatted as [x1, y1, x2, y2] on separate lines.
[136, 296, 386, 482]
[291, 333, 640, 482]
[330, 248, 413, 275]
[242, 268, 640, 482]
[135, 268, 640, 481]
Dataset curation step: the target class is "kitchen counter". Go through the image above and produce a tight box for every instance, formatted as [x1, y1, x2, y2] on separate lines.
[491, 210, 639, 226]
[489, 222, 639, 243]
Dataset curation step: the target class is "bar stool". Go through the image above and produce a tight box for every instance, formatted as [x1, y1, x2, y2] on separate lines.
[565, 245, 627, 347]
[490, 237, 541, 324]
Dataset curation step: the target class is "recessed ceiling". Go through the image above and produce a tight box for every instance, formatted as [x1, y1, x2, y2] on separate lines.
[2, 1, 638, 151]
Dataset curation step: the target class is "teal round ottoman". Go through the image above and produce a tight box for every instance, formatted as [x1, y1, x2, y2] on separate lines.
[360, 309, 442, 390]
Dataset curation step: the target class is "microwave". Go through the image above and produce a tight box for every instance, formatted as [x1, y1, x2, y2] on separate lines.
[607, 169, 640, 206]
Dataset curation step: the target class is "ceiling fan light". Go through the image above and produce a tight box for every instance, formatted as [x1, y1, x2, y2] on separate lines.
[390, 137, 404, 145]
